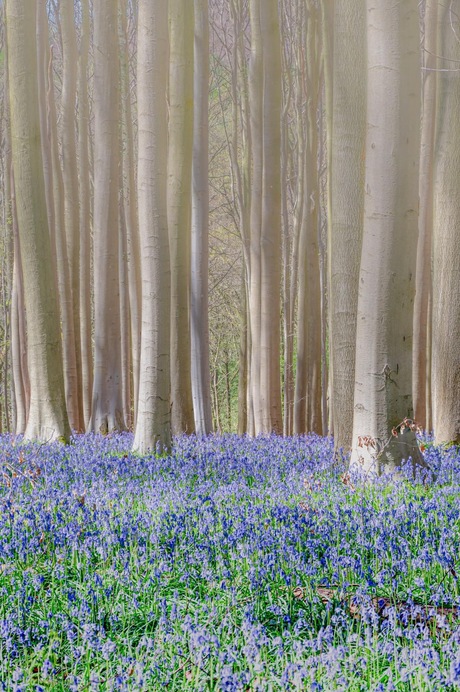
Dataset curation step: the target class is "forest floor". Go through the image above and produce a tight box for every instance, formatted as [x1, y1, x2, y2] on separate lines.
[0, 433, 459, 691]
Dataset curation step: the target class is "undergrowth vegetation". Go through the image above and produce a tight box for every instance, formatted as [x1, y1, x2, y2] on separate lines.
[0, 433, 459, 690]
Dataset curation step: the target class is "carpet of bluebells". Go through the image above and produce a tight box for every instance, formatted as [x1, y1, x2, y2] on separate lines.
[0, 433, 460, 691]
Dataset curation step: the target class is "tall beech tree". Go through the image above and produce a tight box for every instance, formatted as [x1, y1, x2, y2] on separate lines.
[77, 0, 93, 429]
[327, 0, 366, 452]
[60, 0, 83, 431]
[432, 4, 460, 445]
[412, 2, 437, 432]
[120, 0, 141, 429]
[37, 0, 80, 433]
[133, 0, 171, 453]
[258, 0, 282, 434]
[6, 0, 70, 441]
[247, 0, 263, 435]
[89, 0, 125, 433]
[294, 0, 322, 436]
[168, 0, 195, 435]
[246, 0, 283, 435]
[191, 0, 213, 436]
[350, 0, 424, 473]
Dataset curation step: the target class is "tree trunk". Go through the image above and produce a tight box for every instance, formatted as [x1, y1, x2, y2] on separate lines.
[247, 0, 263, 434]
[120, 0, 141, 429]
[168, 0, 195, 435]
[78, 0, 93, 429]
[319, 0, 334, 438]
[7, 0, 70, 441]
[432, 4, 460, 444]
[89, 0, 125, 434]
[294, 2, 322, 435]
[328, 0, 366, 452]
[237, 267, 248, 435]
[413, 1, 436, 432]
[133, 0, 172, 453]
[350, 0, 424, 474]
[191, 0, 213, 436]
[118, 203, 131, 428]
[10, 174, 29, 434]
[60, 0, 83, 431]
[37, 0, 80, 433]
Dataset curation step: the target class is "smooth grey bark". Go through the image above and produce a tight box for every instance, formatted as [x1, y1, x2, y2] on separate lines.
[191, 0, 213, 436]
[432, 4, 460, 444]
[258, 0, 283, 434]
[350, 0, 424, 474]
[7, 0, 70, 441]
[120, 0, 141, 429]
[10, 174, 29, 434]
[413, 2, 437, 432]
[168, 0, 195, 435]
[89, 0, 125, 434]
[77, 0, 93, 429]
[60, 0, 83, 430]
[133, 0, 172, 453]
[37, 0, 80, 433]
[247, 0, 263, 435]
[294, 1, 322, 435]
[328, 0, 366, 452]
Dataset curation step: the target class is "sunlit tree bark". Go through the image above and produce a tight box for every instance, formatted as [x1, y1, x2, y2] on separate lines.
[37, 0, 80, 432]
[328, 0, 366, 451]
[7, 0, 70, 441]
[294, 0, 322, 435]
[60, 0, 83, 431]
[432, 4, 460, 445]
[258, 0, 282, 434]
[133, 0, 171, 453]
[168, 0, 195, 435]
[120, 0, 141, 429]
[89, 0, 125, 434]
[281, 0, 305, 436]
[10, 175, 29, 434]
[191, 0, 213, 436]
[0, 54, 13, 432]
[319, 0, 334, 437]
[413, 1, 437, 433]
[247, 0, 263, 435]
[78, 0, 93, 429]
[350, 0, 425, 473]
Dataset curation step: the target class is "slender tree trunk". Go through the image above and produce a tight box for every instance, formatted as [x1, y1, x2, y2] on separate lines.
[432, 4, 460, 444]
[120, 0, 141, 429]
[119, 204, 131, 428]
[248, 0, 263, 434]
[294, 2, 322, 435]
[60, 0, 83, 431]
[320, 0, 334, 438]
[133, 0, 172, 453]
[191, 0, 212, 436]
[328, 0, 366, 452]
[10, 174, 29, 434]
[227, 0, 251, 435]
[89, 0, 125, 434]
[7, 0, 70, 441]
[350, 0, 424, 474]
[37, 0, 80, 432]
[237, 267, 248, 435]
[3, 40, 27, 435]
[78, 0, 93, 429]
[258, 0, 283, 434]
[413, 1, 436, 432]
[168, 0, 195, 435]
